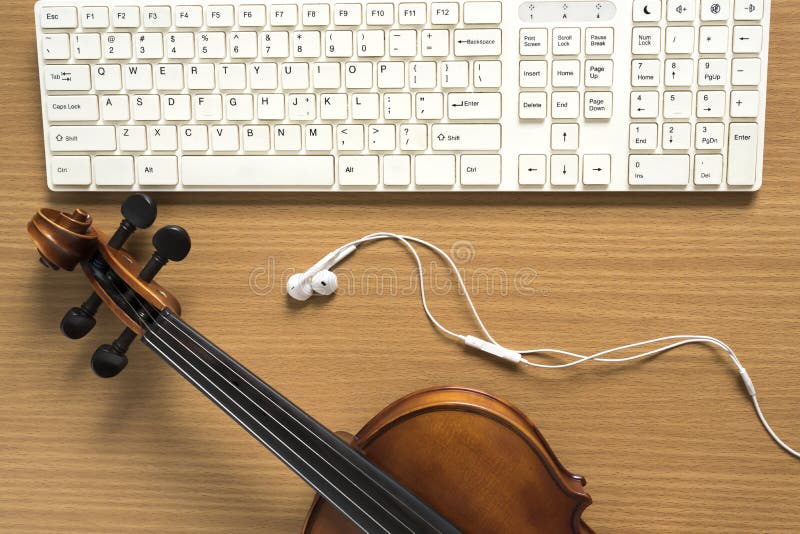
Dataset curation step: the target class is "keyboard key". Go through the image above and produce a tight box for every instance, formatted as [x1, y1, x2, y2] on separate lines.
[463, 2, 501, 24]
[182, 156, 334, 186]
[95, 156, 135, 186]
[335, 4, 362, 25]
[340, 155, 379, 186]
[551, 91, 580, 119]
[460, 155, 501, 185]
[447, 92, 501, 120]
[586, 28, 614, 55]
[665, 27, 695, 54]
[701, 0, 730, 20]
[732, 58, 761, 85]
[41, 7, 78, 28]
[519, 92, 547, 119]
[50, 126, 116, 151]
[520, 28, 548, 56]
[733, 25, 763, 53]
[730, 90, 759, 117]
[432, 124, 501, 151]
[699, 26, 729, 54]
[518, 155, 546, 185]
[303, 4, 330, 25]
[552, 124, 579, 150]
[415, 155, 455, 185]
[550, 155, 579, 186]
[207, 5, 235, 27]
[632, 27, 661, 55]
[42, 34, 70, 60]
[727, 123, 758, 185]
[630, 123, 658, 150]
[585, 60, 613, 87]
[111, 6, 140, 28]
[631, 91, 659, 118]
[585, 92, 613, 119]
[81, 6, 109, 28]
[454, 29, 502, 57]
[383, 155, 411, 185]
[663, 123, 692, 150]
[271, 4, 299, 26]
[46, 96, 99, 121]
[239, 5, 267, 26]
[629, 155, 690, 185]
[695, 154, 724, 185]
[366, 4, 394, 25]
[633, 0, 662, 22]
[667, 0, 695, 21]
[143, 6, 172, 27]
[44, 65, 91, 91]
[696, 122, 725, 149]
[552, 28, 581, 55]
[399, 3, 427, 24]
[50, 156, 91, 185]
[632, 60, 661, 86]
[138, 156, 179, 185]
[175, 6, 203, 27]
[583, 154, 612, 185]
[734, 0, 763, 20]
[431, 2, 459, 25]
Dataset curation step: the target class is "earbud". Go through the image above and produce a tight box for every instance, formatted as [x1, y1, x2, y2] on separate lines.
[287, 272, 314, 301]
[311, 270, 338, 296]
[286, 244, 356, 301]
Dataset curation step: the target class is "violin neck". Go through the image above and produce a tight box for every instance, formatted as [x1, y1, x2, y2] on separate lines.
[141, 309, 459, 534]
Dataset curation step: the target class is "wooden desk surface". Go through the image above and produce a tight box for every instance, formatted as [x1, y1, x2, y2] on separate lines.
[1, 2, 799, 532]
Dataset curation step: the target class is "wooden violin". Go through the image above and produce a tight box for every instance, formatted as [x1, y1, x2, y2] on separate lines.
[28, 195, 594, 534]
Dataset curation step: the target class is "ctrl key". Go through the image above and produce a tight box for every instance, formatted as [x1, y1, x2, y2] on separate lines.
[50, 156, 91, 186]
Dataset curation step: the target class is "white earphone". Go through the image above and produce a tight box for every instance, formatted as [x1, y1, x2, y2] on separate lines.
[287, 232, 799, 460]
[286, 245, 356, 301]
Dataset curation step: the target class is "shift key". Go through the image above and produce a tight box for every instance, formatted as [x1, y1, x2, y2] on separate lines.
[50, 126, 117, 152]
[432, 124, 501, 151]
[629, 155, 690, 186]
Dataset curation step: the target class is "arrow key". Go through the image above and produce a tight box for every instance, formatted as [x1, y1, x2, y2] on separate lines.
[551, 123, 579, 151]
[550, 155, 580, 186]
[733, 25, 763, 53]
[519, 155, 546, 185]
[583, 154, 611, 185]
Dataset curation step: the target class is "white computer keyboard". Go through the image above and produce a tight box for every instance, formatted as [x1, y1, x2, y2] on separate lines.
[35, 0, 771, 191]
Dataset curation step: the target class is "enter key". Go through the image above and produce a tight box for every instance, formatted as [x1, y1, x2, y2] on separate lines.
[447, 93, 502, 120]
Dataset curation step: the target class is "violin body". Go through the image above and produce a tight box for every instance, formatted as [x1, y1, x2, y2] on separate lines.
[305, 387, 593, 534]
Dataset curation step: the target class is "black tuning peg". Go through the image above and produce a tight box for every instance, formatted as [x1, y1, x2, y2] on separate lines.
[91, 328, 137, 378]
[138, 225, 191, 283]
[108, 194, 158, 250]
[60, 293, 103, 339]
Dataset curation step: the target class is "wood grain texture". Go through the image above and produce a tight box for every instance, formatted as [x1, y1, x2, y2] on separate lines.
[1, 1, 798, 532]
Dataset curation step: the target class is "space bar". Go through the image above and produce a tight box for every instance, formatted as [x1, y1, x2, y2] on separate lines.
[182, 156, 334, 186]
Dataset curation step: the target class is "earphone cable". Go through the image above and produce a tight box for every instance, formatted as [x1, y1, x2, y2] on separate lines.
[317, 234, 799, 460]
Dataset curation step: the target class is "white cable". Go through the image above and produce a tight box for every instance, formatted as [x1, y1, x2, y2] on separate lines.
[322, 234, 799, 460]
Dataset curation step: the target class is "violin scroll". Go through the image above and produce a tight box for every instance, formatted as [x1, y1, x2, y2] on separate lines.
[28, 194, 188, 378]
[28, 207, 98, 271]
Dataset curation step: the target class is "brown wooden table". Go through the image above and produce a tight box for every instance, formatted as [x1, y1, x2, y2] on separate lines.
[1, 2, 798, 532]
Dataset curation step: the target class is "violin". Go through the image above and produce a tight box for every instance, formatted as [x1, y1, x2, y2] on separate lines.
[28, 195, 594, 534]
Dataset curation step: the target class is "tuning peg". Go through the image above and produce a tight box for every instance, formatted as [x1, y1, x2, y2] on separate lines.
[138, 225, 191, 282]
[91, 328, 137, 378]
[60, 293, 103, 339]
[108, 194, 158, 250]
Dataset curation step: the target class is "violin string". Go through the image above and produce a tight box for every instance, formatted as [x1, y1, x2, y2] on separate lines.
[102, 277, 431, 534]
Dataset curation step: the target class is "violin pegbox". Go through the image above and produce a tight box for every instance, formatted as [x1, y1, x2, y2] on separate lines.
[27, 194, 190, 378]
